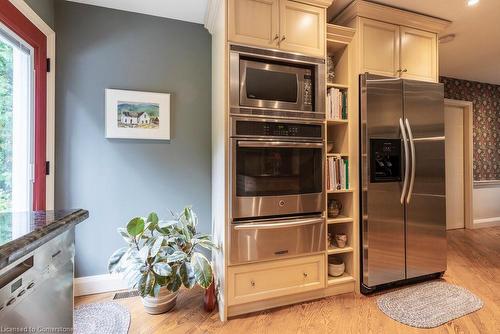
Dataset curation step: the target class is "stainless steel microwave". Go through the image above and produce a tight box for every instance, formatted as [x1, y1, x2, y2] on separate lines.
[230, 45, 325, 120]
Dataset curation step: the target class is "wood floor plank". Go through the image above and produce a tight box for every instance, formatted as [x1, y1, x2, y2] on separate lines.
[75, 227, 500, 333]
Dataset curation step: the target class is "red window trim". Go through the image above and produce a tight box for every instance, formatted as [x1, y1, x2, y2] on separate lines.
[0, 0, 47, 210]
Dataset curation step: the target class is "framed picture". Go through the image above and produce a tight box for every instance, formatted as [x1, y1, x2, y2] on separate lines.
[105, 89, 170, 140]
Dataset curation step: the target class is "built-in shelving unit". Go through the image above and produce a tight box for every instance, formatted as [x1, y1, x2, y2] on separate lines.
[324, 24, 357, 292]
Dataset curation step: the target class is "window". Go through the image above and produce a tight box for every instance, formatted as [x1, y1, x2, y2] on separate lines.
[0, 24, 34, 213]
[0, 2, 48, 212]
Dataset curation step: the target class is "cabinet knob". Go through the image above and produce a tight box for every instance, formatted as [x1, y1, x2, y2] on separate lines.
[402, 69, 408, 73]
[280, 35, 286, 42]
[250, 280, 255, 287]
[273, 34, 279, 41]
[303, 272, 308, 278]
[396, 69, 402, 73]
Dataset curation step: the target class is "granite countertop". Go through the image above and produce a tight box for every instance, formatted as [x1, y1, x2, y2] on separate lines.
[0, 209, 89, 271]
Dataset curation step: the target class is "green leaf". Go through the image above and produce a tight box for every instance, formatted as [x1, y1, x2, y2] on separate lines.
[150, 236, 164, 258]
[118, 228, 133, 244]
[155, 274, 167, 286]
[147, 212, 159, 225]
[192, 238, 217, 251]
[191, 252, 213, 289]
[127, 217, 145, 236]
[167, 250, 187, 263]
[152, 262, 172, 277]
[138, 271, 155, 297]
[166, 272, 182, 292]
[152, 283, 161, 297]
[179, 262, 196, 289]
[108, 247, 128, 273]
[139, 245, 150, 262]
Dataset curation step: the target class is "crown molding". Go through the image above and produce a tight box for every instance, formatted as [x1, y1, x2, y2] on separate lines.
[334, 0, 451, 34]
[294, 0, 334, 8]
[204, 0, 222, 34]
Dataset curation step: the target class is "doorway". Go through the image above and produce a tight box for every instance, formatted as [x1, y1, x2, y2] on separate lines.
[444, 99, 473, 230]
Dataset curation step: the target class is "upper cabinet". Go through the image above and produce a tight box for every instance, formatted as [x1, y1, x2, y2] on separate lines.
[399, 27, 437, 82]
[359, 18, 400, 78]
[278, 0, 325, 57]
[358, 18, 437, 82]
[228, 0, 280, 49]
[228, 0, 327, 58]
[334, 0, 450, 82]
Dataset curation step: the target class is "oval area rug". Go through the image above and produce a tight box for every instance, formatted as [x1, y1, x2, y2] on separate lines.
[74, 302, 130, 334]
[377, 280, 483, 328]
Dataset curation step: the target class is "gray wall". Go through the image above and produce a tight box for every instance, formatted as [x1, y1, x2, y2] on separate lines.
[24, 0, 55, 29]
[54, 1, 212, 277]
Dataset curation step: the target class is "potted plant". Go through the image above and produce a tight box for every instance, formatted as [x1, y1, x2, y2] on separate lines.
[108, 207, 216, 314]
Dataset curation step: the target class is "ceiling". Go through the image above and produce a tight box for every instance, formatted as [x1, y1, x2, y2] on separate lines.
[329, 0, 500, 85]
[66, 0, 208, 24]
[66, 0, 499, 85]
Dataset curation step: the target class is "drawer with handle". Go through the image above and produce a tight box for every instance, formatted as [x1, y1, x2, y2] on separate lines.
[228, 254, 325, 306]
[230, 216, 325, 264]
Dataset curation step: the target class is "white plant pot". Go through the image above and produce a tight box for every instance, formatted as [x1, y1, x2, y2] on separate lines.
[141, 288, 178, 315]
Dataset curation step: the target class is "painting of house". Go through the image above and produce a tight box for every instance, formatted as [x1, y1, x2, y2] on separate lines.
[117, 101, 159, 129]
[120, 111, 150, 125]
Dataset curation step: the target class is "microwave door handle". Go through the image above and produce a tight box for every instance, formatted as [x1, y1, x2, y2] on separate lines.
[238, 141, 323, 149]
[399, 118, 410, 205]
[233, 218, 323, 230]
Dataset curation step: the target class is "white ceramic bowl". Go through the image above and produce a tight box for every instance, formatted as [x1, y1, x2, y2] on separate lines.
[328, 259, 345, 277]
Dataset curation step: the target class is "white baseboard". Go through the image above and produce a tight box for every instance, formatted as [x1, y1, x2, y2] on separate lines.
[74, 274, 128, 297]
[473, 216, 500, 229]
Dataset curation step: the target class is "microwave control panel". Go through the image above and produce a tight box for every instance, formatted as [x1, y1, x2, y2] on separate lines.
[235, 120, 322, 139]
[303, 69, 313, 106]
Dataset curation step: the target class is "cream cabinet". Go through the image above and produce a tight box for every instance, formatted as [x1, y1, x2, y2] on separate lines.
[228, 0, 280, 49]
[359, 18, 400, 77]
[358, 18, 438, 82]
[227, 254, 325, 306]
[279, 0, 325, 57]
[228, 0, 325, 57]
[399, 26, 437, 82]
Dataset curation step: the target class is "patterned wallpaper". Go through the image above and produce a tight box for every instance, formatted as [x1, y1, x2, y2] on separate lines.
[440, 76, 500, 181]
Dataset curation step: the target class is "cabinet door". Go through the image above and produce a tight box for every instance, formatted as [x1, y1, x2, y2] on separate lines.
[400, 27, 438, 82]
[359, 18, 400, 77]
[228, 0, 280, 49]
[279, 0, 325, 57]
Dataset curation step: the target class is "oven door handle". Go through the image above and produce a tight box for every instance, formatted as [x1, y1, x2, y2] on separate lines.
[237, 141, 323, 149]
[233, 218, 323, 230]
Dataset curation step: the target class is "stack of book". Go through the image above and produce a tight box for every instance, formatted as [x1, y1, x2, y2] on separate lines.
[327, 156, 349, 191]
[327, 88, 347, 120]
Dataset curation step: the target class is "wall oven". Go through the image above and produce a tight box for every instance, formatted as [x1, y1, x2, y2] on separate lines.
[231, 117, 325, 220]
[230, 45, 325, 120]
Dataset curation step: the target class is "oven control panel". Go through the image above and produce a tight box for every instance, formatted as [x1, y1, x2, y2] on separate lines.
[235, 120, 322, 139]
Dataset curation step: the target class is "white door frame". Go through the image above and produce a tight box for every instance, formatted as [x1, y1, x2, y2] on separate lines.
[444, 98, 473, 229]
[9, 0, 55, 210]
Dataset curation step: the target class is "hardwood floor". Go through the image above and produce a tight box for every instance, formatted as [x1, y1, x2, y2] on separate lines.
[76, 227, 500, 333]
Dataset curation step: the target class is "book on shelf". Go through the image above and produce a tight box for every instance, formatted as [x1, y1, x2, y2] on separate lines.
[327, 156, 349, 191]
[327, 88, 348, 121]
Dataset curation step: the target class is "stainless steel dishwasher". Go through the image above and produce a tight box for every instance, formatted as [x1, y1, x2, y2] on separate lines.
[0, 228, 75, 332]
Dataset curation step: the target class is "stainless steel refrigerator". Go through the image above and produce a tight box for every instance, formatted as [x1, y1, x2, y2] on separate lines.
[360, 73, 447, 293]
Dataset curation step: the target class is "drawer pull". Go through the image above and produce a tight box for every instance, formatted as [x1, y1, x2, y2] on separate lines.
[234, 217, 322, 230]
[52, 250, 61, 258]
[250, 280, 255, 287]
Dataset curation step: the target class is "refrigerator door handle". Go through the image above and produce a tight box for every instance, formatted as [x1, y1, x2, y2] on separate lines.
[399, 118, 410, 204]
[405, 118, 416, 204]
